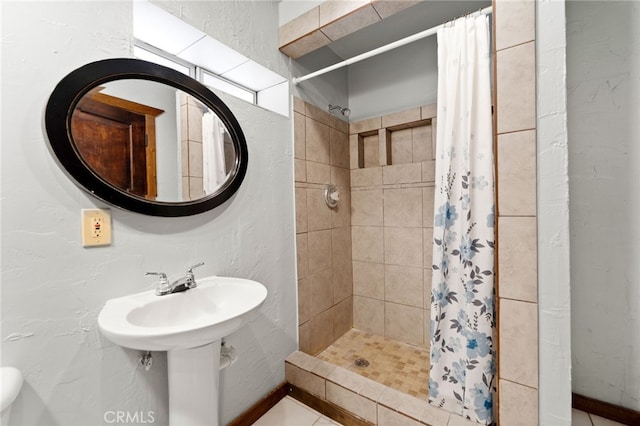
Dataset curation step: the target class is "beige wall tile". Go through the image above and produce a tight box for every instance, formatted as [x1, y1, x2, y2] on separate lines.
[319, 0, 369, 27]
[308, 230, 332, 274]
[294, 111, 306, 159]
[309, 308, 335, 354]
[385, 265, 423, 308]
[422, 160, 436, 182]
[188, 141, 203, 177]
[384, 227, 423, 267]
[423, 187, 435, 228]
[307, 188, 332, 231]
[423, 306, 431, 350]
[383, 163, 422, 184]
[280, 30, 331, 59]
[188, 177, 204, 199]
[293, 96, 305, 113]
[333, 261, 353, 303]
[382, 107, 421, 128]
[295, 158, 307, 182]
[306, 102, 332, 126]
[500, 299, 539, 388]
[385, 301, 423, 346]
[331, 188, 351, 228]
[350, 116, 382, 134]
[363, 133, 380, 168]
[306, 117, 331, 164]
[298, 277, 311, 325]
[285, 363, 326, 398]
[331, 166, 350, 187]
[351, 167, 383, 187]
[412, 124, 432, 163]
[332, 226, 352, 268]
[331, 115, 349, 134]
[421, 103, 437, 120]
[327, 365, 369, 393]
[498, 216, 538, 303]
[353, 295, 384, 335]
[384, 188, 422, 227]
[333, 296, 353, 340]
[310, 268, 334, 316]
[321, 4, 380, 41]
[295, 187, 308, 233]
[420, 401, 451, 426]
[326, 382, 377, 423]
[279, 7, 320, 46]
[498, 130, 537, 216]
[352, 226, 384, 263]
[378, 405, 422, 426]
[497, 41, 536, 133]
[499, 380, 538, 426]
[371, 0, 420, 19]
[299, 321, 311, 354]
[350, 134, 363, 169]
[423, 228, 434, 270]
[431, 117, 438, 160]
[382, 106, 421, 128]
[352, 189, 383, 226]
[286, 350, 320, 371]
[496, 0, 536, 51]
[330, 128, 350, 168]
[423, 269, 433, 309]
[390, 128, 413, 164]
[353, 260, 385, 300]
[307, 161, 331, 184]
[296, 233, 309, 279]
[447, 413, 482, 426]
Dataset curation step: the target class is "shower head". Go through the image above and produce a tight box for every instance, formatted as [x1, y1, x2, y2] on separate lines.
[328, 104, 351, 117]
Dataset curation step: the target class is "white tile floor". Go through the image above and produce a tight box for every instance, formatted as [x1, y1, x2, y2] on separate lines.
[572, 409, 627, 426]
[252, 396, 343, 426]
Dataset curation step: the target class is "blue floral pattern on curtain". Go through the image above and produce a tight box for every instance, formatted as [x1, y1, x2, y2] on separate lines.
[429, 14, 496, 425]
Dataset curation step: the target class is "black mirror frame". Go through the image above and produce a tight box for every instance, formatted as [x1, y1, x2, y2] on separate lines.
[45, 58, 248, 217]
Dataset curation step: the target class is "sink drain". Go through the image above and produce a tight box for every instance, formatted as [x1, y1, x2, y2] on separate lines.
[353, 358, 369, 368]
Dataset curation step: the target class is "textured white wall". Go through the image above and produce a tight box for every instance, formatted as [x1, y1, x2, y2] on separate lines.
[567, 0, 640, 411]
[536, 1, 572, 424]
[347, 38, 438, 122]
[1, 1, 297, 425]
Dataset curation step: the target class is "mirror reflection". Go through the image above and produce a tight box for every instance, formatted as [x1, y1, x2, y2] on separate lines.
[71, 80, 235, 203]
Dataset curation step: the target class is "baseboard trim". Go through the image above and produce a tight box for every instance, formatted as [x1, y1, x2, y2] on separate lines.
[288, 384, 375, 426]
[572, 392, 640, 426]
[227, 381, 289, 426]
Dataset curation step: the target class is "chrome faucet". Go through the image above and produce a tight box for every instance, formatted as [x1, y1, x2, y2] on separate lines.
[146, 262, 205, 296]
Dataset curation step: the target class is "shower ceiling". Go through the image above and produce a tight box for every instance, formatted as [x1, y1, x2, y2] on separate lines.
[318, 0, 491, 61]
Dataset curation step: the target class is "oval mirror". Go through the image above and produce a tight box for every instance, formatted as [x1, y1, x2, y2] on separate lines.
[45, 58, 248, 217]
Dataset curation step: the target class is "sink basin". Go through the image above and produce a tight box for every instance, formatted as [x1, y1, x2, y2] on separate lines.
[98, 276, 267, 351]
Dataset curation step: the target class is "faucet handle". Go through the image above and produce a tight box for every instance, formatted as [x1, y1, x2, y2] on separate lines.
[145, 272, 170, 295]
[186, 262, 205, 274]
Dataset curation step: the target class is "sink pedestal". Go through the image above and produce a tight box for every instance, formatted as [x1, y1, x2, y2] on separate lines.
[167, 340, 221, 426]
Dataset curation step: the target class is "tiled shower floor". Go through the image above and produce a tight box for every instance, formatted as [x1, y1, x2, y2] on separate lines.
[317, 328, 430, 400]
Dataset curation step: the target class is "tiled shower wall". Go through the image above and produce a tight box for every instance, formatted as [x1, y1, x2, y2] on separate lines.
[294, 97, 353, 355]
[349, 105, 437, 350]
[181, 94, 205, 200]
[494, 1, 539, 424]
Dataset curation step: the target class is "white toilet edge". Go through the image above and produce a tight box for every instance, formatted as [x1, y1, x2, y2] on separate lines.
[1, 367, 23, 412]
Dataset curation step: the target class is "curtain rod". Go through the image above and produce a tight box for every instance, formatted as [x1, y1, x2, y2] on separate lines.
[293, 5, 492, 85]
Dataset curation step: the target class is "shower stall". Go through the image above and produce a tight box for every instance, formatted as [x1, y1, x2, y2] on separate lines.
[289, 2, 496, 424]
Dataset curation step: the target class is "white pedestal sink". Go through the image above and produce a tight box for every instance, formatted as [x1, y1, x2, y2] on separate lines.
[98, 276, 268, 426]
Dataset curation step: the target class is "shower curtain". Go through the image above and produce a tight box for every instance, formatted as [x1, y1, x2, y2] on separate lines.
[202, 111, 227, 194]
[429, 14, 495, 424]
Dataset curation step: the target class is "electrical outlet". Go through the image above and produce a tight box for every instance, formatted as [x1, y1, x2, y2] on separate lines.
[81, 209, 112, 247]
